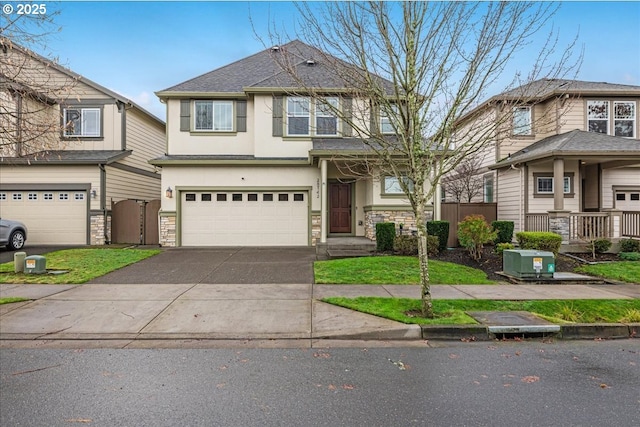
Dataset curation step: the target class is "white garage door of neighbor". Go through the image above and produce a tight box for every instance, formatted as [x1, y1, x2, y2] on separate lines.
[0, 190, 87, 244]
[615, 191, 640, 211]
[181, 191, 309, 246]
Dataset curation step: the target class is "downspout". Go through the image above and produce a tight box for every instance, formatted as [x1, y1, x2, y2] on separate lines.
[100, 164, 108, 244]
[117, 101, 127, 150]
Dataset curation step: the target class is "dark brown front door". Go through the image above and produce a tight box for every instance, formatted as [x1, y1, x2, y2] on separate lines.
[329, 183, 351, 233]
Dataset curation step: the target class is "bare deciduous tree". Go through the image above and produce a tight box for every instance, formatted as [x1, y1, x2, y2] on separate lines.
[267, 1, 579, 317]
[1, 3, 76, 158]
[442, 157, 484, 203]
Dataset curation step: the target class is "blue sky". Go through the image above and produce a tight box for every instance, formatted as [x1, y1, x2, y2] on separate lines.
[16, 1, 640, 119]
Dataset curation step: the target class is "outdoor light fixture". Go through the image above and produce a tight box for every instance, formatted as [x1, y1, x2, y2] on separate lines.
[91, 189, 97, 198]
[165, 187, 173, 198]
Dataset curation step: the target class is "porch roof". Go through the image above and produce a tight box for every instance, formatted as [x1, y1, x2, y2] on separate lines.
[489, 130, 640, 169]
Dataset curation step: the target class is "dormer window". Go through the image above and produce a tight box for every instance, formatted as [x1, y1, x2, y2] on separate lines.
[194, 100, 233, 132]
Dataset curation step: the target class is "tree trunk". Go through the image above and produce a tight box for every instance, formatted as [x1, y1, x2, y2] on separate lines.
[415, 199, 434, 318]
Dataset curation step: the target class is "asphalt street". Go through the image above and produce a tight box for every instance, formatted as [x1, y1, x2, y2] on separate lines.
[1, 340, 639, 427]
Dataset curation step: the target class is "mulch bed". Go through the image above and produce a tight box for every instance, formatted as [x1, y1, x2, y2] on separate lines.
[430, 247, 612, 282]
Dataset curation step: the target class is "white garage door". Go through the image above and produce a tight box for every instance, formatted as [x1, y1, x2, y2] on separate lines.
[615, 191, 640, 211]
[0, 190, 87, 244]
[181, 191, 309, 246]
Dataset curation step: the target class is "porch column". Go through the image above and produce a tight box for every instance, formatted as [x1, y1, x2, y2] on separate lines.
[553, 158, 565, 211]
[320, 159, 328, 244]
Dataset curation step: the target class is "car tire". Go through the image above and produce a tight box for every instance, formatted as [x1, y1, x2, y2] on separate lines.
[7, 230, 25, 250]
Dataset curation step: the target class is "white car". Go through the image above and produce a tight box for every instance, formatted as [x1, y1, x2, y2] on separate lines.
[0, 219, 28, 250]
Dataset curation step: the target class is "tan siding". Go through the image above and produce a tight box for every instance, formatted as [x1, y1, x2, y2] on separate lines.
[527, 162, 580, 213]
[497, 168, 524, 232]
[602, 167, 640, 209]
[105, 165, 161, 203]
[558, 98, 586, 133]
[122, 108, 166, 172]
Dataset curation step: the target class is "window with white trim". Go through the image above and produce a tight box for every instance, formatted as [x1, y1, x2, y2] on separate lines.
[44, 193, 53, 200]
[614, 101, 635, 137]
[512, 106, 532, 136]
[483, 175, 494, 203]
[287, 97, 311, 136]
[74, 193, 85, 200]
[194, 100, 233, 131]
[316, 97, 339, 136]
[28, 193, 37, 200]
[0, 193, 6, 200]
[59, 193, 69, 200]
[588, 100, 636, 137]
[13, 193, 22, 200]
[535, 176, 571, 194]
[64, 108, 101, 137]
[383, 175, 414, 195]
[380, 104, 399, 134]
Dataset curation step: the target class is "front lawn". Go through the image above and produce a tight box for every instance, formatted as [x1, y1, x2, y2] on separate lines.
[576, 261, 640, 284]
[323, 297, 640, 325]
[0, 248, 161, 284]
[314, 256, 495, 285]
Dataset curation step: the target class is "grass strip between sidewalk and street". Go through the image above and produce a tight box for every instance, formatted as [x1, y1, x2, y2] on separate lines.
[0, 297, 29, 305]
[314, 256, 496, 285]
[0, 248, 161, 284]
[322, 297, 640, 325]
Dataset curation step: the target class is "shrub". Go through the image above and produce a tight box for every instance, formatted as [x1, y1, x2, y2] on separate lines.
[426, 220, 449, 252]
[393, 235, 440, 256]
[592, 238, 612, 254]
[495, 242, 515, 254]
[516, 231, 562, 256]
[491, 221, 514, 244]
[620, 239, 640, 253]
[375, 222, 396, 252]
[457, 215, 497, 261]
[619, 252, 640, 261]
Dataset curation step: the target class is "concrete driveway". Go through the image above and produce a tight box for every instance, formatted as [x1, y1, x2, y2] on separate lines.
[88, 247, 317, 284]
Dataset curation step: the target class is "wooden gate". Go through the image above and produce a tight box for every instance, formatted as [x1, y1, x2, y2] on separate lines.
[441, 203, 497, 247]
[111, 199, 160, 245]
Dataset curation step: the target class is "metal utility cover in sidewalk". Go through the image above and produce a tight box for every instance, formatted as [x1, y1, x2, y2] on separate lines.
[467, 311, 561, 334]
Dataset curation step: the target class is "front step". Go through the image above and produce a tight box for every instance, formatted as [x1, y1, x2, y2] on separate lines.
[326, 249, 375, 259]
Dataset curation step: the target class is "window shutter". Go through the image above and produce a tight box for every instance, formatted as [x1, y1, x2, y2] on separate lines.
[180, 100, 190, 132]
[272, 95, 283, 137]
[236, 100, 247, 132]
[342, 97, 352, 137]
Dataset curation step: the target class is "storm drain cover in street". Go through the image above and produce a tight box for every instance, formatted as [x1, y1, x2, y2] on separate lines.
[467, 311, 560, 334]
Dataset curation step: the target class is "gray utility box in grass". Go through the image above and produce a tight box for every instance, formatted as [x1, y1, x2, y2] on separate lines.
[503, 250, 555, 279]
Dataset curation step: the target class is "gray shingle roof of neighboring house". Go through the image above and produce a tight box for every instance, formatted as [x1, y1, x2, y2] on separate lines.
[490, 130, 640, 169]
[1, 150, 131, 164]
[158, 40, 394, 95]
[149, 154, 309, 165]
[493, 78, 640, 101]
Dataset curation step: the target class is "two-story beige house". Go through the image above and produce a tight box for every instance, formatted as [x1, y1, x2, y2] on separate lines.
[0, 40, 166, 245]
[460, 79, 640, 243]
[153, 40, 437, 247]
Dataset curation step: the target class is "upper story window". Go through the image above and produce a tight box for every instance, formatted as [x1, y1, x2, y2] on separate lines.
[285, 96, 340, 137]
[587, 100, 636, 138]
[194, 100, 233, 131]
[380, 104, 399, 134]
[512, 106, 532, 136]
[64, 108, 101, 137]
[316, 97, 339, 136]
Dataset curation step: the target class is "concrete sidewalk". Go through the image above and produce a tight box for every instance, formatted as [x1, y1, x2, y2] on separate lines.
[1, 282, 638, 348]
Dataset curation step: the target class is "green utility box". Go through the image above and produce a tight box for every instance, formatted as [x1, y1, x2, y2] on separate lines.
[503, 249, 555, 279]
[24, 255, 47, 274]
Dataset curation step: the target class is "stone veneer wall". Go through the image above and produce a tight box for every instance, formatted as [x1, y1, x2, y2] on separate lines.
[159, 215, 176, 247]
[90, 213, 105, 246]
[364, 210, 433, 240]
[311, 214, 321, 246]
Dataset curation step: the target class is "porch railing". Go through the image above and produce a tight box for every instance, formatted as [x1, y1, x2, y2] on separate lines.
[623, 211, 640, 238]
[525, 213, 549, 232]
[525, 211, 640, 241]
[569, 213, 610, 241]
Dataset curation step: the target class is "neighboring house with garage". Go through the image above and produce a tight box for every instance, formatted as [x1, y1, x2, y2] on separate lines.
[153, 40, 439, 247]
[0, 40, 165, 246]
[453, 79, 640, 243]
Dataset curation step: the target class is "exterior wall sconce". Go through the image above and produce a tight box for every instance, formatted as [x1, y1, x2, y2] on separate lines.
[91, 189, 97, 198]
[165, 187, 173, 198]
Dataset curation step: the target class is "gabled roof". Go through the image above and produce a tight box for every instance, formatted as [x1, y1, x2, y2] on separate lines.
[494, 78, 640, 102]
[1, 150, 131, 165]
[156, 40, 394, 97]
[490, 130, 640, 169]
[1, 38, 164, 126]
